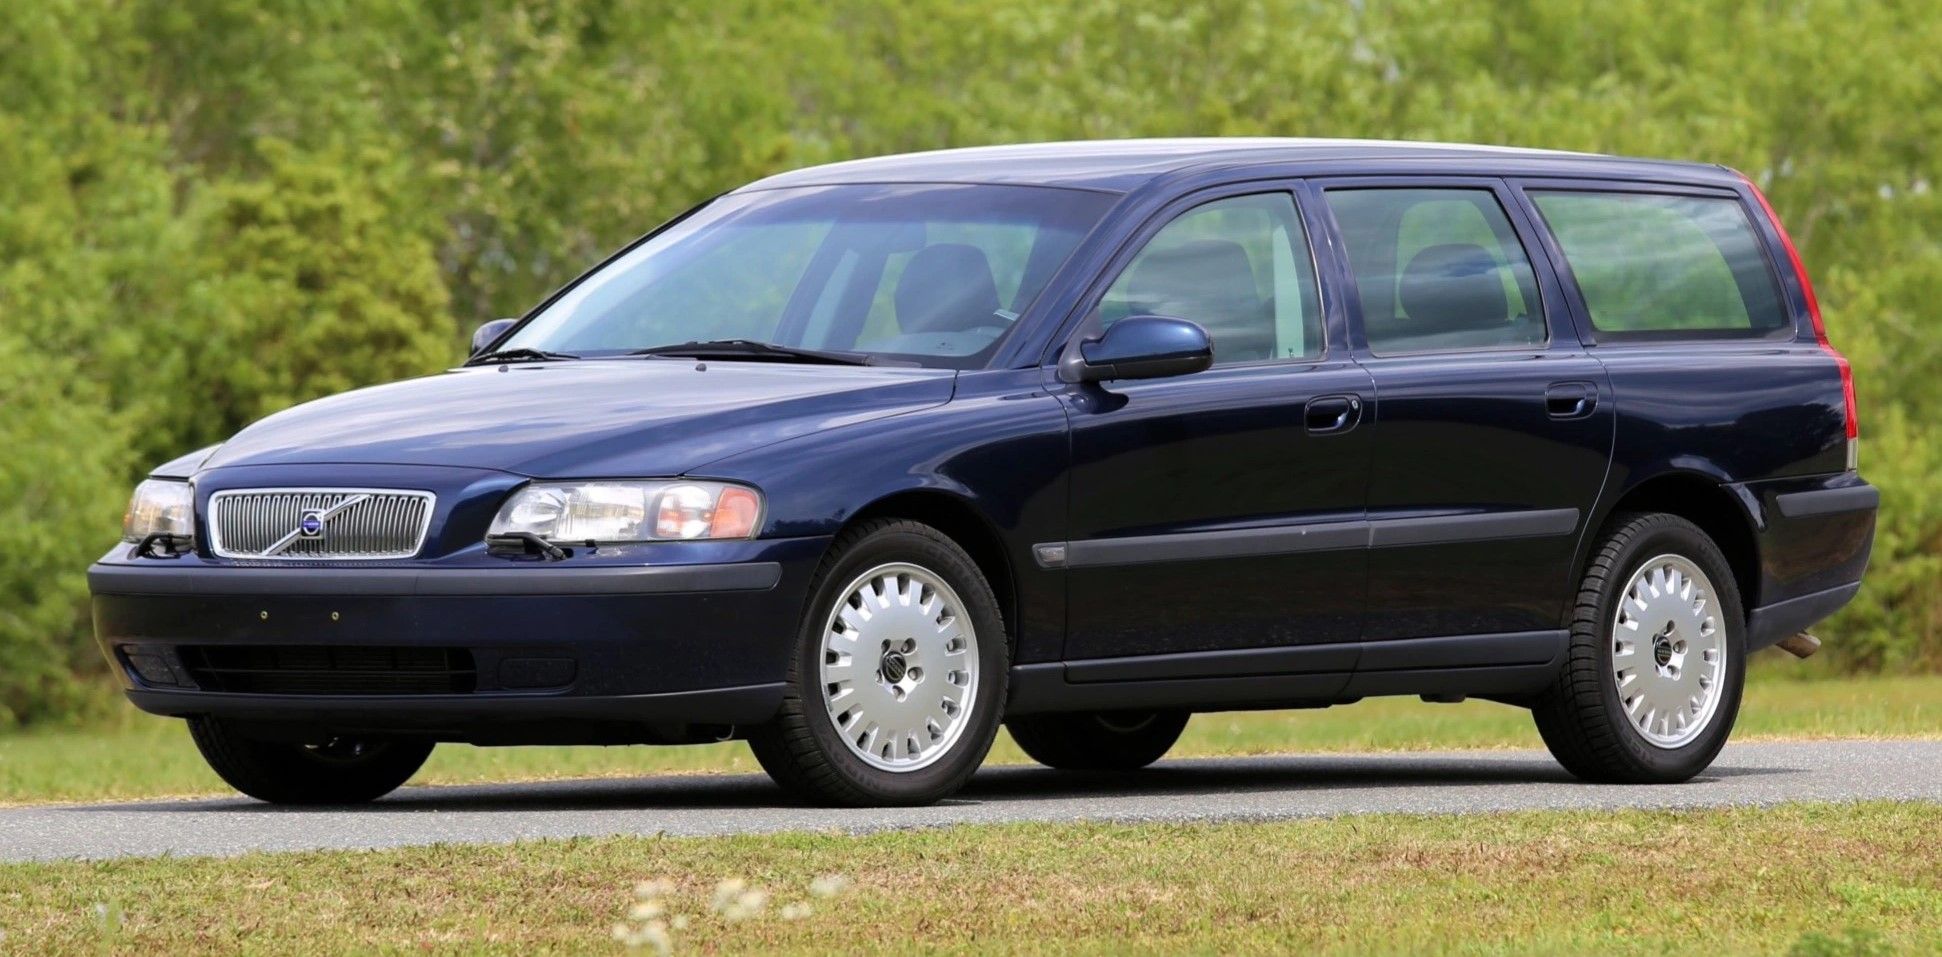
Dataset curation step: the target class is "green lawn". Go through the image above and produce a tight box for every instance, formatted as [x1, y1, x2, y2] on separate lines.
[0, 801, 1936, 955]
[5, 674, 1937, 806]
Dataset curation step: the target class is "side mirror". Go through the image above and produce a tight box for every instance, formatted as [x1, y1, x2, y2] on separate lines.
[1068, 315, 1213, 383]
[471, 318, 519, 356]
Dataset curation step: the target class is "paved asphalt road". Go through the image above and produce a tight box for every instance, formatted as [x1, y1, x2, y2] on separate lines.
[2, 740, 1936, 863]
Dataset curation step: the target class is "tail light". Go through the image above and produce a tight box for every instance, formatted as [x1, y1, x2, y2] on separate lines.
[1738, 170, 1858, 469]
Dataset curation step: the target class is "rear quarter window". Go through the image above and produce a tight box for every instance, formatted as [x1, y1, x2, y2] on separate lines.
[1531, 190, 1791, 340]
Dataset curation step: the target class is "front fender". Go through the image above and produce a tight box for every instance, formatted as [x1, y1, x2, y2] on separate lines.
[700, 368, 1073, 663]
[700, 368, 1070, 544]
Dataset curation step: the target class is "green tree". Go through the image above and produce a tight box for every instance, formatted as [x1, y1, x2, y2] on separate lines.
[0, 330, 129, 725]
[161, 140, 455, 450]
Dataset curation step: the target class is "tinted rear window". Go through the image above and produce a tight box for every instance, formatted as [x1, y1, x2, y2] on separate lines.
[1325, 188, 1546, 356]
[1531, 191, 1790, 339]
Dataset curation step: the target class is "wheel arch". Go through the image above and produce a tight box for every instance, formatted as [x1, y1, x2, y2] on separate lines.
[837, 488, 1019, 644]
[1585, 469, 1763, 612]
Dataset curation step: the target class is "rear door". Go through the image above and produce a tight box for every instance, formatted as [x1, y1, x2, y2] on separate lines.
[1314, 177, 1614, 642]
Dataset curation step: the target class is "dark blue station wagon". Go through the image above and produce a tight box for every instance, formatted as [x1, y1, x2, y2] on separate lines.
[92, 139, 1878, 806]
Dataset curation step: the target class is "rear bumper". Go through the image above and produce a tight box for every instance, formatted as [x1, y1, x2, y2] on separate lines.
[1747, 581, 1863, 651]
[1737, 475, 1876, 650]
[88, 538, 827, 742]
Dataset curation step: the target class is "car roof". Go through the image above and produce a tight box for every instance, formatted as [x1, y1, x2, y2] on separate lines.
[741, 138, 1733, 193]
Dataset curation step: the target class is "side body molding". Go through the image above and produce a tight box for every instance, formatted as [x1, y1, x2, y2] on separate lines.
[1036, 508, 1581, 568]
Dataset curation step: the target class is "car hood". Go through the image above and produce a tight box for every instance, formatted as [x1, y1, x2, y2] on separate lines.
[202, 360, 957, 477]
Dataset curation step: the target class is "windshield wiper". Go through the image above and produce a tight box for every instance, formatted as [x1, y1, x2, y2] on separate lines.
[469, 347, 580, 365]
[630, 339, 880, 366]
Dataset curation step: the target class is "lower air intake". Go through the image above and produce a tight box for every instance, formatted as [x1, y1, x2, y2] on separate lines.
[177, 645, 477, 695]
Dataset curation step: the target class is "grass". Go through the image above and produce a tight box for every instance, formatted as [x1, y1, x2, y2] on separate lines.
[0, 801, 1936, 954]
[3, 672, 1936, 806]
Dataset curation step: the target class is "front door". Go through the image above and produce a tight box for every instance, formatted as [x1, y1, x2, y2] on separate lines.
[1057, 189, 1376, 667]
[1317, 179, 1615, 641]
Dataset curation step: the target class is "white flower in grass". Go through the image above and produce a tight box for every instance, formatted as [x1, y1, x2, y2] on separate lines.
[634, 879, 676, 900]
[708, 878, 772, 920]
[723, 887, 769, 922]
[710, 878, 748, 913]
[613, 920, 672, 954]
[637, 921, 672, 956]
[93, 901, 124, 938]
[808, 874, 850, 898]
[616, 878, 679, 953]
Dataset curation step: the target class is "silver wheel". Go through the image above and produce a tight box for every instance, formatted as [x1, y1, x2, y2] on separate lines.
[818, 562, 980, 772]
[1610, 553, 1726, 749]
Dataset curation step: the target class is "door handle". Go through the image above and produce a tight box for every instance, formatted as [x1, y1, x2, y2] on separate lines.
[1305, 394, 1363, 435]
[1546, 381, 1598, 420]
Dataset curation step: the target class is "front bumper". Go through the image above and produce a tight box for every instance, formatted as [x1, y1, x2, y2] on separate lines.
[88, 537, 827, 743]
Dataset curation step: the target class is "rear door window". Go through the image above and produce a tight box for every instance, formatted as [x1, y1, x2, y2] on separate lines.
[1324, 188, 1547, 355]
[1530, 190, 1789, 339]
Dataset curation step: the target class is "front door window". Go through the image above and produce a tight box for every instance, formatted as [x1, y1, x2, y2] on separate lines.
[1098, 193, 1324, 364]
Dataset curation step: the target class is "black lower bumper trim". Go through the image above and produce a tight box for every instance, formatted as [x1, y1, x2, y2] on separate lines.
[1746, 581, 1863, 650]
[89, 561, 782, 597]
[125, 682, 785, 737]
[1775, 483, 1880, 519]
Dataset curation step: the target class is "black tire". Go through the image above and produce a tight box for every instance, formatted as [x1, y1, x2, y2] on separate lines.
[1006, 710, 1190, 771]
[747, 519, 1010, 806]
[188, 717, 433, 804]
[1532, 512, 1746, 783]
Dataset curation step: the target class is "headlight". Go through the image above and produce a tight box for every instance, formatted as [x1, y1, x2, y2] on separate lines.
[487, 481, 763, 543]
[122, 479, 195, 543]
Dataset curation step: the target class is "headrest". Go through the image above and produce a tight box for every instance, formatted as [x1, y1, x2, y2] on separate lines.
[894, 243, 1001, 333]
[1398, 243, 1511, 331]
[1125, 239, 1260, 321]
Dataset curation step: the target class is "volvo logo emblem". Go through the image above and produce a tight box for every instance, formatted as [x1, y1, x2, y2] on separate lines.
[261, 494, 371, 556]
[879, 650, 909, 683]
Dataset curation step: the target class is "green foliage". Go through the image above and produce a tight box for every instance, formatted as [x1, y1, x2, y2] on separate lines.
[165, 140, 453, 449]
[1790, 926, 1894, 957]
[0, 331, 129, 726]
[2, 0, 1940, 722]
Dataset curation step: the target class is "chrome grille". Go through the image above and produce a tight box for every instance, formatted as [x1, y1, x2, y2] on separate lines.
[208, 488, 435, 561]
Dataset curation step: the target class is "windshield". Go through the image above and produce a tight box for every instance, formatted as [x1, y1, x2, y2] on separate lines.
[502, 183, 1117, 369]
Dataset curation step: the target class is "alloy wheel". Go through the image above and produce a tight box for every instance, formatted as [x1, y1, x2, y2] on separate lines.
[818, 562, 980, 772]
[1610, 553, 1727, 748]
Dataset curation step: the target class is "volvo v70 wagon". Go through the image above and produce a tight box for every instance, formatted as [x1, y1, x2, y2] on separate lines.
[93, 139, 1876, 806]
